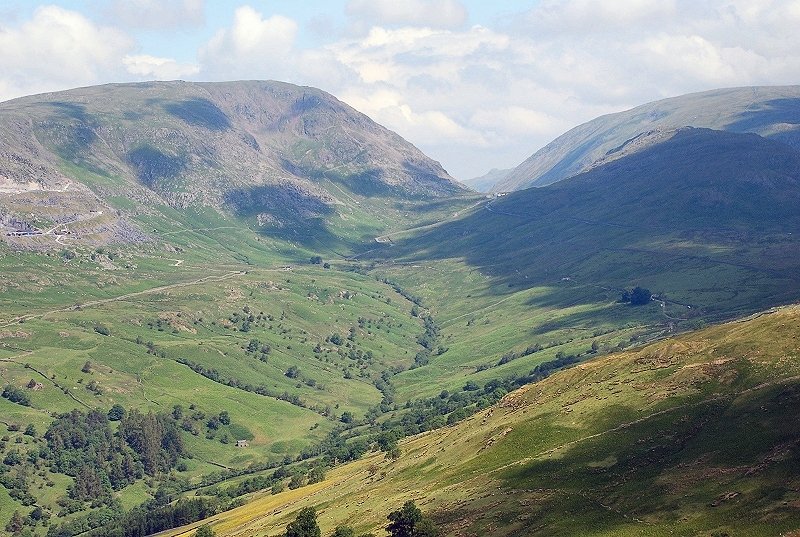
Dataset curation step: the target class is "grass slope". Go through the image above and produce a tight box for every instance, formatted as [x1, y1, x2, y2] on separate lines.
[163, 304, 800, 536]
[0, 256, 434, 528]
[366, 129, 800, 402]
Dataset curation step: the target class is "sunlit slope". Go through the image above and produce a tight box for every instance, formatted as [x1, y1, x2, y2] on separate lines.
[165, 304, 800, 536]
[0, 263, 434, 526]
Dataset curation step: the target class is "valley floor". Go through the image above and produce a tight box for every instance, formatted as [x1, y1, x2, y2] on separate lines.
[161, 304, 800, 537]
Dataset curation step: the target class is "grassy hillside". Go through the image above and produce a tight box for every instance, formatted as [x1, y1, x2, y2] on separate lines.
[163, 304, 800, 536]
[361, 128, 800, 403]
[2, 83, 800, 536]
[498, 85, 800, 191]
[0, 248, 443, 531]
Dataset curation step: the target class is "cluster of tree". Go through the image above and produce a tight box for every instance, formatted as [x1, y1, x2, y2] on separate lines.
[416, 315, 440, 352]
[44, 407, 185, 508]
[0, 466, 36, 505]
[245, 338, 271, 362]
[281, 501, 436, 537]
[79, 497, 222, 537]
[497, 343, 543, 366]
[118, 410, 184, 474]
[44, 503, 123, 536]
[301, 350, 585, 471]
[524, 352, 581, 382]
[93, 324, 111, 336]
[619, 286, 652, 306]
[2, 385, 31, 406]
[379, 278, 423, 307]
[200, 460, 326, 503]
[45, 409, 143, 504]
[412, 314, 444, 369]
[6, 506, 49, 536]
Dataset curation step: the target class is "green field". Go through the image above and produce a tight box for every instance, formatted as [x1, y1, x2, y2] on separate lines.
[161, 305, 800, 537]
[2, 85, 800, 536]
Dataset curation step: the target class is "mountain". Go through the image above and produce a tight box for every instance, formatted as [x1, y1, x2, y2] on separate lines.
[163, 303, 800, 536]
[0, 80, 466, 252]
[462, 167, 511, 192]
[4, 82, 800, 536]
[377, 126, 800, 346]
[497, 85, 800, 191]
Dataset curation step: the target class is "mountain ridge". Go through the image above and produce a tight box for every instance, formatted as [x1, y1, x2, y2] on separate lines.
[497, 85, 800, 191]
[0, 80, 466, 251]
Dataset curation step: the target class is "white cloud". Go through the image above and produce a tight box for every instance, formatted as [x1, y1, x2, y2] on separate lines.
[471, 106, 567, 138]
[199, 6, 298, 79]
[525, 0, 678, 35]
[341, 88, 486, 146]
[346, 0, 467, 29]
[5, 1, 800, 179]
[123, 54, 200, 79]
[105, 0, 205, 30]
[0, 5, 133, 101]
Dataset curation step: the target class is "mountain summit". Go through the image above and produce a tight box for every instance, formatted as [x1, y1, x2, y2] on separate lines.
[0, 80, 464, 248]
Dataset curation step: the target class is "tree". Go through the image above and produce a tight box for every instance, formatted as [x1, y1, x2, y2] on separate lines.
[630, 286, 652, 306]
[331, 526, 355, 537]
[387, 501, 438, 537]
[386, 446, 402, 461]
[307, 465, 326, 484]
[218, 411, 231, 426]
[309, 255, 323, 265]
[108, 404, 126, 421]
[196, 524, 216, 537]
[288, 473, 306, 490]
[5, 510, 24, 534]
[285, 507, 320, 537]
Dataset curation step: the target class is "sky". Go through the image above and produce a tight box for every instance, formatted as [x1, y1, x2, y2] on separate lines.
[1, 1, 800, 180]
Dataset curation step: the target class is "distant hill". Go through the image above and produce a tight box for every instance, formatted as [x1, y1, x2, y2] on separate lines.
[0, 81, 465, 251]
[497, 85, 800, 191]
[462, 167, 511, 192]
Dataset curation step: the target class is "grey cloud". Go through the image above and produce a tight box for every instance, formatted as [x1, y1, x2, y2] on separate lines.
[104, 0, 205, 30]
[346, 0, 468, 29]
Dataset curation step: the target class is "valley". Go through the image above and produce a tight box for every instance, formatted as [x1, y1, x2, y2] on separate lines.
[161, 304, 800, 536]
[0, 81, 799, 537]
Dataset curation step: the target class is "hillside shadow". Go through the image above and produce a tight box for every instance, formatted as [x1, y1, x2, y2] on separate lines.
[163, 98, 231, 131]
[284, 161, 401, 199]
[726, 98, 800, 133]
[47, 102, 97, 156]
[726, 98, 800, 150]
[225, 184, 340, 249]
[402, 161, 462, 197]
[378, 129, 800, 321]
[127, 145, 187, 190]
